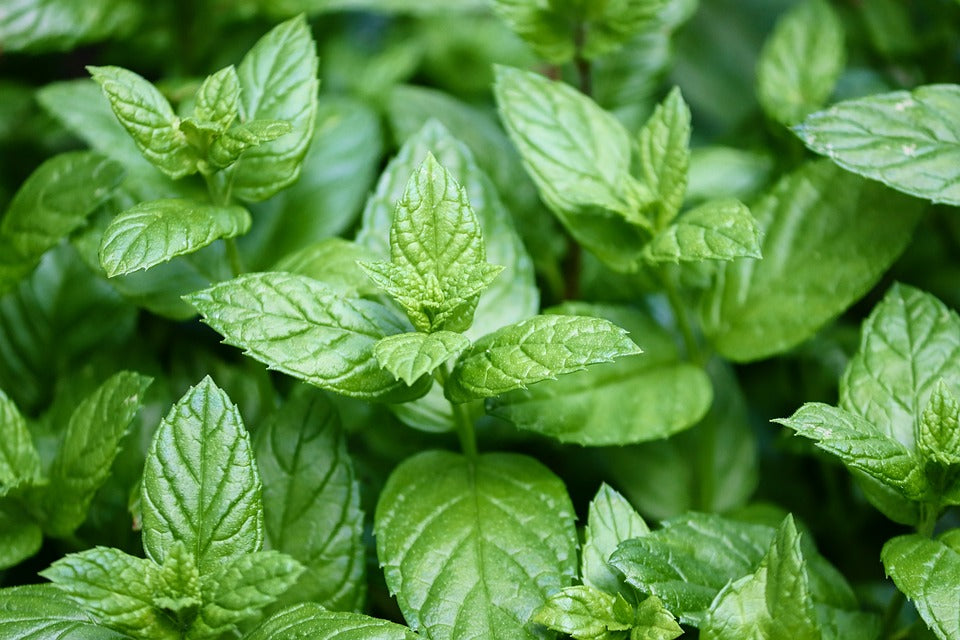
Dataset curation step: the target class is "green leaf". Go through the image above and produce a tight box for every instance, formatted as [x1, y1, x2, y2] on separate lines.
[233, 15, 319, 202]
[375, 451, 577, 640]
[274, 238, 380, 296]
[919, 381, 960, 467]
[360, 154, 503, 333]
[882, 535, 960, 640]
[1, 151, 124, 261]
[0, 389, 42, 493]
[756, 0, 845, 125]
[207, 120, 294, 170]
[495, 66, 651, 272]
[582, 484, 649, 599]
[98, 199, 251, 276]
[0, 0, 140, 53]
[88, 66, 198, 179]
[795, 84, 960, 205]
[642, 199, 760, 264]
[775, 403, 926, 500]
[687, 147, 773, 206]
[0, 500, 42, 569]
[701, 516, 821, 640]
[487, 304, 708, 445]
[193, 66, 240, 131]
[0, 584, 130, 639]
[148, 541, 201, 618]
[446, 314, 642, 404]
[633, 596, 684, 640]
[636, 87, 691, 228]
[247, 603, 417, 640]
[256, 387, 366, 611]
[42, 371, 152, 537]
[376, 331, 471, 386]
[531, 585, 634, 639]
[41, 547, 175, 639]
[187, 272, 431, 401]
[141, 377, 263, 573]
[194, 550, 304, 635]
[701, 160, 924, 362]
[841, 284, 960, 456]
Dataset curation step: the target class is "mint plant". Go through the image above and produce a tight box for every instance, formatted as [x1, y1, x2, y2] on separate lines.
[4, 0, 960, 639]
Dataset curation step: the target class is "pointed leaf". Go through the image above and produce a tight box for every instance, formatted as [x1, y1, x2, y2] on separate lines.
[233, 15, 319, 201]
[247, 603, 417, 640]
[757, 0, 845, 125]
[701, 160, 924, 362]
[796, 84, 960, 205]
[187, 272, 430, 401]
[141, 377, 263, 572]
[919, 381, 960, 466]
[636, 87, 691, 227]
[256, 387, 366, 611]
[42, 371, 152, 537]
[193, 66, 240, 131]
[882, 534, 960, 640]
[375, 451, 577, 640]
[0, 501, 42, 569]
[633, 596, 684, 640]
[88, 65, 197, 179]
[495, 66, 651, 272]
[446, 314, 642, 403]
[701, 516, 821, 640]
[0, 389, 42, 493]
[0, 584, 130, 639]
[642, 199, 760, 263]
[530, 585, 634, 639]
[41, 547, 175, 639]
[775, 403, 926, 499]
[207, 119, 293, 170]
[99, 199, 251, 276]
[148, 541, 201, 616]
[376, 331, 471, 386]
[582, 484, 649, 597]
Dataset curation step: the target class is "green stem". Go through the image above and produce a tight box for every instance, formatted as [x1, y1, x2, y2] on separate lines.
[436, 364, 478, 458]
[573, 22, 592, 96]
[225, 237, 244, 277]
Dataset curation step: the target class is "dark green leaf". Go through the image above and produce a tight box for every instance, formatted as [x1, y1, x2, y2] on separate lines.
[0, 501, 42, 570]
[0, 584, 130, 639]
[0, 0, 140, 53]
[0, 389, 42, 493]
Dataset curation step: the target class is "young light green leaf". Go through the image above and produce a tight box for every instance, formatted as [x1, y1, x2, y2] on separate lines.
[495, 66, 651, 272]
[0, 389, 42, 493]
[207, 119, 293, 170]
[796, 84, 960, 205]
[194, 550, 304, 636]
[193, 66, 240, 131]
[531, 585, 634, 639]
[147, 541, 201, 617]
[701, 516, 821, 640]
[187, 272, 431, 401]
[0, 501, 42, 570]
[375, 451, 578, 640]
[756, 0, 845, 125]
[488, 303, 710, 446]
[882, 534, 960, 640]
[247, 603, 417, 640]
[232, 15, 319, 201]
[375, 331, 471, 386]
[633, 596, 684, 640]
[841, 284, 960, 455]
[775, 403, 926, 500]
[99, 199, 251, 277]
[0, 584, 130, 640]
[642, 199, 760, 264]
[1, 151, 124, 258]
[446, 314, 642, 404]
[582, 484, 649, 599]
[701, 160, 924, 362]
[256, 387, 366, 611]
[636, 87, 691, 228]
[919, 381, 960, 467]
[40, 546, 175, 639]
[141, 376, 263, 573]
[42, 371, 152, 537]
[88, 65, 198, 179]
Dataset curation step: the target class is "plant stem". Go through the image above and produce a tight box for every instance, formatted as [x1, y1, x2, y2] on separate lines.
[437, 365, 478, 458]
[225, 237, 244, 278]
[573, 22, 592, 96]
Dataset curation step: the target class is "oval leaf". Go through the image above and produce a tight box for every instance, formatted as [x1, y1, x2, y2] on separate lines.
[248, 603, 417, 640]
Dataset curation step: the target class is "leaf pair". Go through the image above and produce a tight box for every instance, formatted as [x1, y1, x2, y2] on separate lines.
[0, 372, 151, 570]
[42, 377, 304, 639]
[777, 284, 960, 525]
[495, 66, 760, 272]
